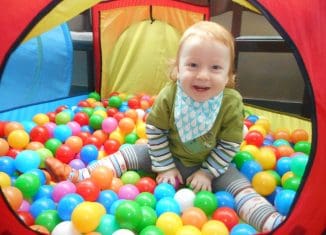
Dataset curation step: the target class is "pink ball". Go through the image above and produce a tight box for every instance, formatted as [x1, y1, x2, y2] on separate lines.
[52, 180, 76, 202]
[18, 199, 30, 212]
[67, 121, 81, 135]
[102, 117, 118, 134]
[118, 184, 140, 200]
[44, 122, 56, 137]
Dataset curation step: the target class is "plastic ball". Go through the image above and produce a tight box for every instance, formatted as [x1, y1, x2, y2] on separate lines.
[273, 129, 291, 141]
[53, 125, 72, 142]
[255, 118, 271, 133]
[240, 145, 260, 160]
[121, 171, 141, 185]
[118, 184, 140, 200]
[115, 200, 142, 230]
[212, 207, 239, 230]
[137, 206, 158, 232]
[97, 189, 118, 212]
[266, 170, 281, 186]
[52, 180, 76, 202]
[33, 185, 54, 200]
[135, 192, 157, 209]
[109, 130, 124, 145]
[7, 129, 30, 149]
[290, 129, 309, 143]
[156, 197, 181, 216]
[76, 179, 101, 201]
[51, 221, 81, 235]
[65, 136, 83, 154]
[55, 144, 75, 164]
[273, 139, 291, 147]
[110, 177, 124, 193]
[274, 189, 296, 216]
[0, 138, 9, 155]
[2, 186, 23, 211]
[215, 191, 236, 209]
[57, 193, 84, 221]
[73, 112, 89, 126]
[281, 171, 295, 185]
[230, 223, 257, 235]
[27, 168, 47, 185]
[252, 171, 277, 196]
[136, 121, 147, 139]
[154, 183, 176, 200]
[67, 121, 81, 136]
[240, 160, 263, 181]
[89, 114, 104, 130]
[71, 201, 106, 233]
[193, 191, 217, 216]
[55, 111, 71, 124]
[277, 145, 294, 157]
[119, 117, 135, 134]
[103, 139, 120, 154]
[283, 176, 301, 191]
[0, 172, 11, 187]
[246, 115, 259, 123]
[95, 214, 119, 235]
[30, 197, 56, 218]
[109, 96, 123, 108]
[135, 176, 157, 193]
[33, 114, 50, 125]
[112, 229, 135, 235]
[176, 225, 201, 235]
[290, 154, 308, 177]
[15, 172, 41, 198]
[201, 220, 229, 235]
[0, 156, 15, 175]
[248, 124, 267, 136]
[17, 211, 35, 226]
[45, 138, 62, 155]
[276, 157, 291, 176]
[80, 144, 98, 164]
[125, 132, 139, 144]
[244, 130, 264, 147]
[255, 146, 276, 170]
[156, 212, 183, 235]
[90, 166, 114, 190]
[174, 188, 196, 212]
[181, 207, 207, 229]
[35, 210, 61, 232]
[26, 141, 44, 150]
[293, 141, 311, 155]
[14, 150, 41, 173]
[140, 225, 164, 235]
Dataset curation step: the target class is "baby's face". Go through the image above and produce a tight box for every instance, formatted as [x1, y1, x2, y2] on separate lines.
[177, 36, 230, 102]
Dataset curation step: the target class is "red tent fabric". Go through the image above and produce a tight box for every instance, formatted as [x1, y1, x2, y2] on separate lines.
[253, 0, 326, 234]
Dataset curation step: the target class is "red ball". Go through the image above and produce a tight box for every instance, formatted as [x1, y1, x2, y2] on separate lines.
[17, 211, 35, 226]
[7, 148, 21, 158]
[103, 139, 120, 154]
[76, 179, 100, 201]
[55, 105, 68, 113]
[135, 176, 157, 193]
[128, 97, 140, 109]
[0, 121, 8, 137]
[113, 112, 125, 122]
[46, 112, 56, 123]
[244, 119, 254, 129]
[78, 100, 89, 107]
[73, 112, 89, 126]
[244, 130, 264, 147]
[76, 131, 92, 145]
[30, 126, 50, 143]
[84, 135, 102, 149]
[212, 207, 239, 230]
[107, 107, 119, 117]
[55, 144, 75, 164]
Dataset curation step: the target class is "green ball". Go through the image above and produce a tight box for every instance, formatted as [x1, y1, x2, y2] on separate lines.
[266, 170, 281, 186]
[193, 190, 217, 216]
[88, 91, 101, 101]
[232, 151, 254, 169]
[135, 192, 157, 208]
[89, 114, 104, 130]
[96, 214, 119, 235]
[55, 111, 71, 124]
[45, 138, 62, 155]
[283, 176, 301, 191]
[36, 148, 53, 168]
[82, 107, 94, 117]
[115, 200, 142, 230]
[35, 210, 61, 232]
[125, 132, 139, 144]
[294, 141, 311, 155]
[140, 225, 164, 235]
[121, 171, 141, 185]
[109, 96, 122, 108]
[15, 173, 41, 198]
[136, 206, 157, 232]
[290, 154, 308, 177]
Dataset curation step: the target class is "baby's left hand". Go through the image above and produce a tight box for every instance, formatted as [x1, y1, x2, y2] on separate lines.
[186, 169, 214, 192]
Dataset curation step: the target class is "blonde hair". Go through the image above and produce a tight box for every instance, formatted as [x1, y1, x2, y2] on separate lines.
[170, 21, 235, 88]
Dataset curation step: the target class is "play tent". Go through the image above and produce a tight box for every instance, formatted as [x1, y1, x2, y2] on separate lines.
[0, 0, 325, 234]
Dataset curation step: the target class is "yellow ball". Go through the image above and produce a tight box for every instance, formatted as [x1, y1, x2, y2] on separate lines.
[71, 202, 106, 233]
[0, 172, 11, 187]
[176, 225, 202, 235]
[93, 109, 107, 119]
[156, 212, 183, 235]
[136, 121, 147, 139]
[86, 98, 97, 106]
[7, 129, 30, 149]
[240, 144, 261, 160]
[281, 171, 295, 185]
[201, 220, 229, 235]
[255, 118, 271, 133]
[256, 147, 276, 170]
[249, 124, 267, 136]
[109, 130, 125, 145]
[33, 113, 49, 125]
[252, 171, 277, 196]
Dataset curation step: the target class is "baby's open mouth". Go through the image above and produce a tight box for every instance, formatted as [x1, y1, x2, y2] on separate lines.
[193, 85, 210, 92]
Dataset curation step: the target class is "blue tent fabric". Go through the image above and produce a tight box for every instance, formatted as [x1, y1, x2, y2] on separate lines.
[0, 23, 73, 111]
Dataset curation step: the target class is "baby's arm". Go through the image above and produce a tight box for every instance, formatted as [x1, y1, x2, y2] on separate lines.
[146, 123, 183, 186]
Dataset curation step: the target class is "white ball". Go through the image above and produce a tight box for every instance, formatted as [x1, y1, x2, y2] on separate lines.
[112, 229, 135, 235]
[51, 221, 81, 235]
[174, 188, 196, 212]
[243, 124, 249, 138]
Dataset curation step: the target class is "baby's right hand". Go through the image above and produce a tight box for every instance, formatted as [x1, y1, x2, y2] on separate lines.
[156, 168, 183, 187]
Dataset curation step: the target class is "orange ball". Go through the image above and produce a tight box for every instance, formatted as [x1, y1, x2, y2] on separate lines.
[90, 166, 114, 190]
[291, 129, 309, 143]
[26, 141, 44, 150]
[4, 122, 24, 137]
[109, 177, 123, 193]
[277, 145, 294, 157]
[118, 117, 135, 134]
[92, 130, 108, 145]
[124, 109, 138, 123]
[273, 128, 291, 141]
[30, 225, 50, 234]
[2, 186, 23, 211]
[181, 207, 208, 229]
[65, 136, 83, 153]
[0, 138, 9, 155]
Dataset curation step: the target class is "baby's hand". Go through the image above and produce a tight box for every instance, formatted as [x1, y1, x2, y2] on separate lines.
[156, 168, 183, 187]
[186, 169, 214, 192]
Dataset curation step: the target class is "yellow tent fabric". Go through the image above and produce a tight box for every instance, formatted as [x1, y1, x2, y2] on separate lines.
[24, 0, 101, 41]
[98, 5, 206, 98]
[232, 0, 260, 14]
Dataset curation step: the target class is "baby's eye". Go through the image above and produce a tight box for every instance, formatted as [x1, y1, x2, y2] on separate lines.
[187, 63, 197, 68]
[212, 65, 221, 70]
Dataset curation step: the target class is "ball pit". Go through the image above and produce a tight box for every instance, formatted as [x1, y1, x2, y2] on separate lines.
[0, 91, 312, 234]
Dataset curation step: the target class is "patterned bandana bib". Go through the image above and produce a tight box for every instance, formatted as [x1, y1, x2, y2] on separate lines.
[174, 82, 223, 143]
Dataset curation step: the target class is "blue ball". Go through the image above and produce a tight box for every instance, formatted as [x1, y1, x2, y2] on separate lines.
[27, 168, 46, 185]
[274, 189, 296, 216]
[215, 191, 236, 209]
[154, 183, 176, 200]
[156, 197, 181, 216]
[21, 121, 36, 133]
[240, 160, 262, 181]
[246, 115, 259, 123]
[266, 186, 282, 205]
[273, 139, 291, 147]
[53, 124, 72, 142]
[0, 156, 16, 176]
[80, 144, 99, 165]
[33, 185, 54, 200]
[14, 150, 41, 173]
[97, 190, 119, 212]
[276, 157, 291, 176]
[30, 197, 56, 218]
[57, 193, 84, 220]
[81, 125, 94, 133]
[230, 223, 257, 235]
